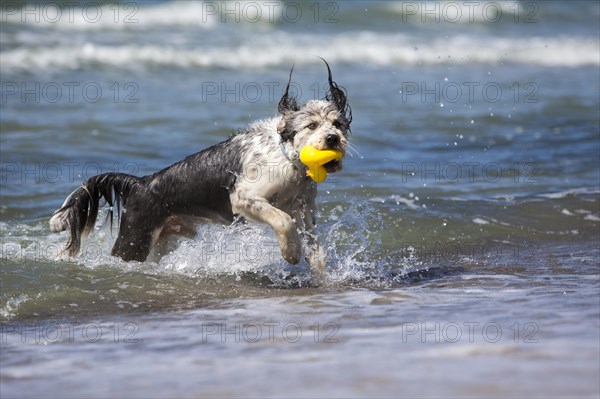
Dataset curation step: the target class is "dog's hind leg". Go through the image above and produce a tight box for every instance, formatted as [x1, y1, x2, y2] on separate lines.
[111, 211, 165, 262]
[151, 215, 199, 260]
[232, 196, 302, 264]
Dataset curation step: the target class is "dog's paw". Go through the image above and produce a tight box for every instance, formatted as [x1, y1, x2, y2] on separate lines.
[281, 237, 302, 265]
[278, 228, 302, 265]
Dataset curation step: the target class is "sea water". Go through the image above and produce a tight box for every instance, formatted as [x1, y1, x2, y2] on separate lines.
[1, 1, 599, 397]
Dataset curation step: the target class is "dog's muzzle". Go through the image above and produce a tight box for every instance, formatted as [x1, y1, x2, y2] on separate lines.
[324, 159, 342, 173]
[325, 134, 340, 147]
[323, 134, 345, 172]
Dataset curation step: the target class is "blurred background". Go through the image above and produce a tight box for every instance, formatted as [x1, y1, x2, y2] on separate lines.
[1, 1, 599, 398]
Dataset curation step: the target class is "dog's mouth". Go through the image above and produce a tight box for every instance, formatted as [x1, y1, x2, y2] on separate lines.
[324, 159, 342, 173]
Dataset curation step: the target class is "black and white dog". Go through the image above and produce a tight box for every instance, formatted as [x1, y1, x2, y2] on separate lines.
[50, 60, 351, 274]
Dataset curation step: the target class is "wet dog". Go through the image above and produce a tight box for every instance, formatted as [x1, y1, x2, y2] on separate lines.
[50, 59, 351, 275]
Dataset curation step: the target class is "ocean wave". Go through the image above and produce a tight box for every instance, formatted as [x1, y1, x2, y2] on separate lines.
[2, 191, 598, 320]
[536, 187, 600, 199]
[3, 0, 582, 31]
[2, 32, 598, 72]
[1, 1, 218, 30]
[386, 0, 529, 24]
[0, 0, 313, 31]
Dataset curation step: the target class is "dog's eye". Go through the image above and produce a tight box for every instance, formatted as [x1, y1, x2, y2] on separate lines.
[307, 122, 319, 130]
[333, 121, 343, 129]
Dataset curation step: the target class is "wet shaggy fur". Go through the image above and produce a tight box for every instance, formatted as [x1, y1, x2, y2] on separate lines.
[50, 60, 351, 274]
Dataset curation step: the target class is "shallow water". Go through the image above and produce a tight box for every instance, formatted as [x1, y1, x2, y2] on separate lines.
[1, 1, 599, 398]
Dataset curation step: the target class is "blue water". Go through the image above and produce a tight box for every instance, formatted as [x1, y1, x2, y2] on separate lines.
[1, 1, 599, 397]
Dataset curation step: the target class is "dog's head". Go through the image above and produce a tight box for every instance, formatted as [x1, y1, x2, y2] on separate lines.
[277, 59, 352, 173]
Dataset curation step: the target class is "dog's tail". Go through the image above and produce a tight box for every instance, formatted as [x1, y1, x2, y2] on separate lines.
[49, 173, 141, 256]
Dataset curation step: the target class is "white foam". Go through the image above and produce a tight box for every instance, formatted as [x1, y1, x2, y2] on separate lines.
[386, 0, 527, 24]
[0, 294, 30, 319]
[158, 222, 293, 278]
[1, 1, 217, 30]
[537, 188, 600, 199]
[584, 214, 600, 222]
[390, 195, 420, 210]
[2, 33, 598, 73]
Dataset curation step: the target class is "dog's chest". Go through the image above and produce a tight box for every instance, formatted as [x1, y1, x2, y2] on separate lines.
[228, 126, 316, 211]
[235, 163, 310, 203]
[233, 158, 313, 212]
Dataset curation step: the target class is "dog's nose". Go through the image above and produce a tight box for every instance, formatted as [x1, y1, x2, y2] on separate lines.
[325, 134, 340, 147]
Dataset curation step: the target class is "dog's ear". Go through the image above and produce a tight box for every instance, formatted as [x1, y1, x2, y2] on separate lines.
[277, 116, 296, 141]
[278, 65, 299, 115]
[319, 57, 352, 124]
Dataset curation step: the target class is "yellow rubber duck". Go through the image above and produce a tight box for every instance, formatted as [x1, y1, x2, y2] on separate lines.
[299, 145, 343, 183]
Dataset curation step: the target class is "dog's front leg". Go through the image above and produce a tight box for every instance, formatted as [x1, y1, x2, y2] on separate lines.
[232, 196, 302, 264]
[295, 204, 326, 277]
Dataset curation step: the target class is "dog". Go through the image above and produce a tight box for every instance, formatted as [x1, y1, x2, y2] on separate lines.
[49, 59, 351, 276]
